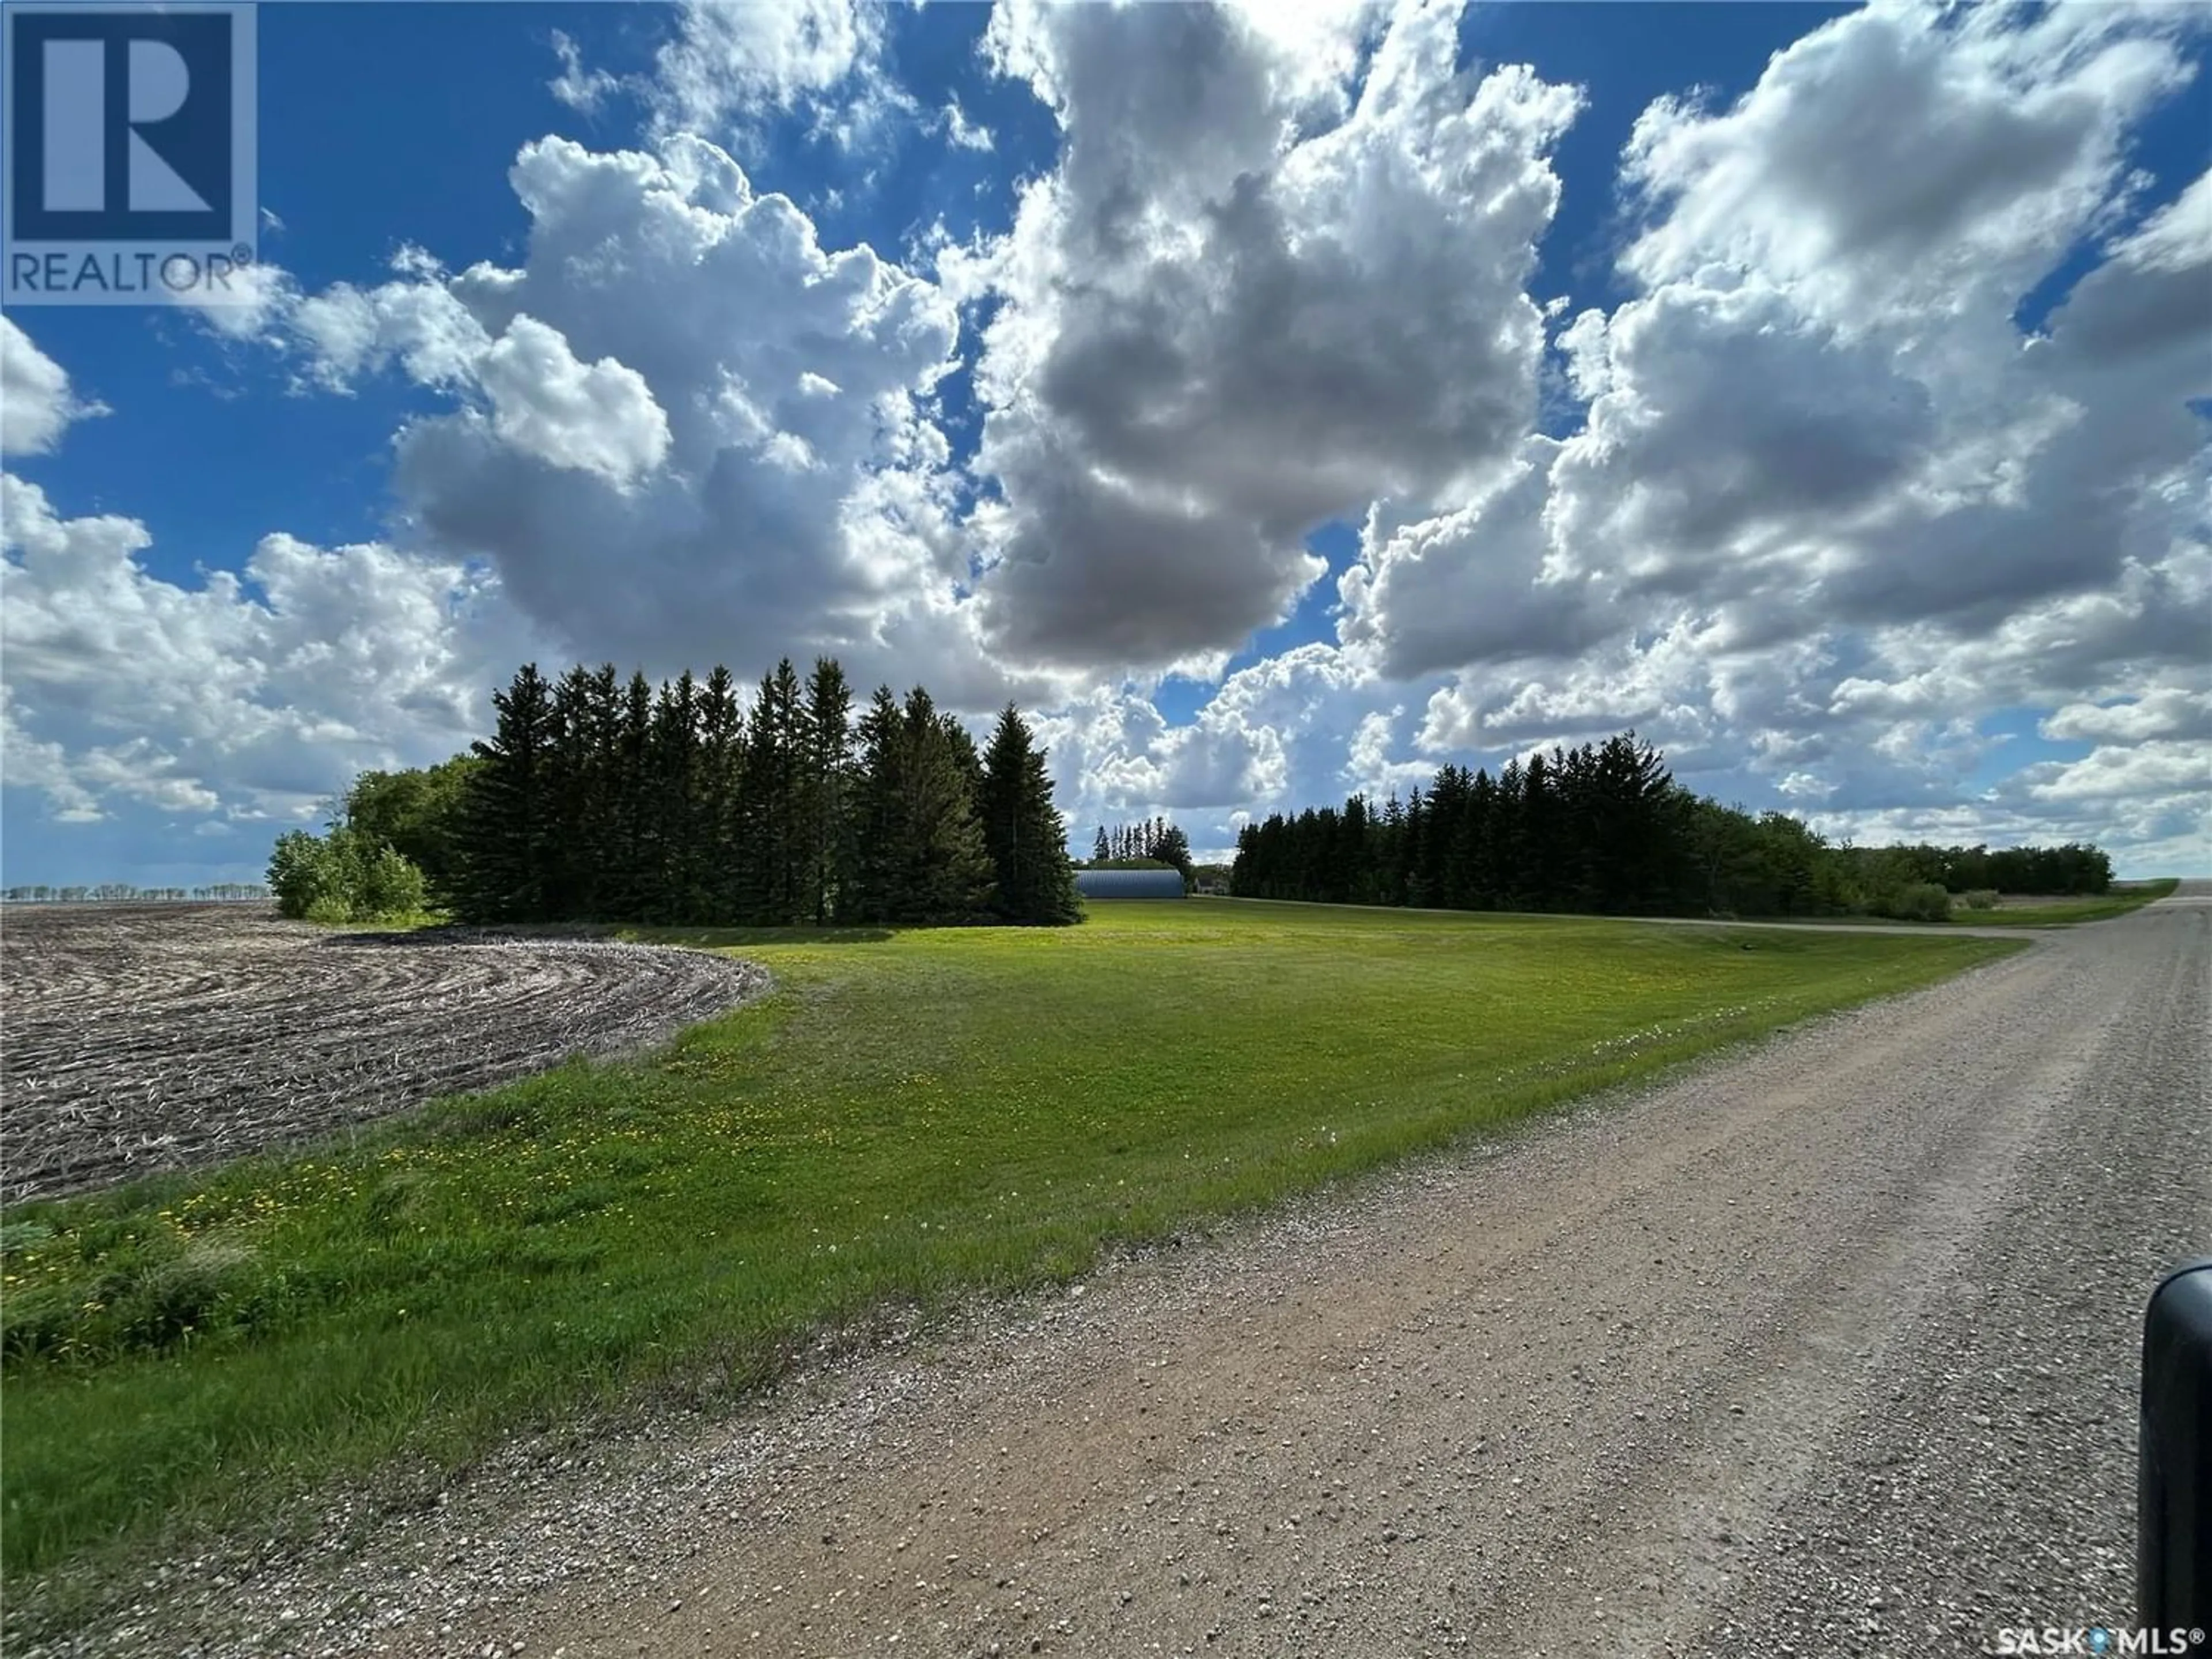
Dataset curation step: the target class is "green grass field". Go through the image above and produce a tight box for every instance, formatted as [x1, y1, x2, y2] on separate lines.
[1, 900, 2020, 1598]
[1950, 877, 2180, 927]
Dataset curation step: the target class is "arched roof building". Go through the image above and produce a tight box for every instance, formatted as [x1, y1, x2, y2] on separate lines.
[1073, 868, 1186, 900]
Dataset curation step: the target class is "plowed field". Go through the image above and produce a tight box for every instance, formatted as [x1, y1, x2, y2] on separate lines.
[0, 904, 766, 1203]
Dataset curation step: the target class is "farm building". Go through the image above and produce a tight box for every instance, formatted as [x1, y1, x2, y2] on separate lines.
[1075, 868, 1186, 900]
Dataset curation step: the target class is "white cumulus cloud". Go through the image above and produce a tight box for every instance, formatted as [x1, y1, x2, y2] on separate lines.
[966, 0, 1581, 672]
[1, 320, 107, 457]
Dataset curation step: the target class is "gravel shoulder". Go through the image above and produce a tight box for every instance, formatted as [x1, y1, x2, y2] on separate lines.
[21, 890, 2209, 1657]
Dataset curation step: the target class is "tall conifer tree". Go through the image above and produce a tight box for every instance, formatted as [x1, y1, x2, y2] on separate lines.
[844, 686, 906, 923]
[979, 703, 1082, 925]
[736, 660, 807, 923]
[545, 665, 597, 919]
[650, 671, 701, 922]
[874, 689, 995, 923]
[455, 664, 555, 923]
[801, 658, 854, 924]
[696, 665, 745, 921]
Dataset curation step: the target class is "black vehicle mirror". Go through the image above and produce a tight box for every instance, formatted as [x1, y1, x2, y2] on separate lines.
[2141, 1256, 2212, 1631]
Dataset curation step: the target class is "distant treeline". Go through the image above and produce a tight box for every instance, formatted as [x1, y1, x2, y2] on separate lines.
[1089, 817, 1193, 876]
[0, 884, 270, 903]
[322, 658, 1082, 929]
[1230, 732, 2112, 922]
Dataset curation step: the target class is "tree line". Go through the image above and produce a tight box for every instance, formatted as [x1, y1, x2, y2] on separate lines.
[1230, 731, 2112, 922]
[1088, 817, 1194, 879]
[1, 884, 270, 903]
[298, 658, 1082, 929]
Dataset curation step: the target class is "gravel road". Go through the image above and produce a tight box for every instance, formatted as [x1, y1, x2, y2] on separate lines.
[28, 889, 2210, 1658]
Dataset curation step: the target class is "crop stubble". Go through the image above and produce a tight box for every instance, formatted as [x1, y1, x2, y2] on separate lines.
[0, 904, 766, 1204]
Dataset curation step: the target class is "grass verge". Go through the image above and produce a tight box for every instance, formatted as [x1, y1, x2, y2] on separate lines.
[1952, 877, 2180, 927]
[2, 900, 2020, 1609]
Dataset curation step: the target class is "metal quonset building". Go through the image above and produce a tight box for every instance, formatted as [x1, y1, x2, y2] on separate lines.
[1074, 868, 1186, 900]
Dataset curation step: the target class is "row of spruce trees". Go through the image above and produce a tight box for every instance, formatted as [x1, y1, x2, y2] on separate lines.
[450, 659, 1082, 927]
[1234, 734, 1683, 912]
[1231, 732, 2112, 919]
[1088, 818, 1194, 874]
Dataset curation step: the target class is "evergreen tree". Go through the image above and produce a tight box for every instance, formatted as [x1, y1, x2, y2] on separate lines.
[1550, 743, 1599, 912]
[1332, 796, 1369, 904]
[844, 687, 906, 923]
[1462, 769, 1498, 909]
[1425, 765, 1469, 907]
[597, 671, 655, 921]
[1399, 787, 1429, 907]
[1489, 757, 1525, 908]
[580, 664, 624, 912]
[455, 664, 555, 922]
[1229, 822, 1259, 896]
[696, 665, 745, 921]
[543, 666, 597, 919]
[1516, 751, 1558, 908]
[736, 661, 806, 923]
[872, 688, 996, 923]
[942, 714, 982, 794]
[979, 703, 1083, 925]
[800, 658, 855, 924]
[650, 671, 702, 922]
[1586, 732, 1676, 912]
[1148, 822, 1195, 882]
[1378, 793, 1409, 906]
[770, 658, 812, 921]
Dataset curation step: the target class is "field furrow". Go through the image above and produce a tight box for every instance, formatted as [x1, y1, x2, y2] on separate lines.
[0, 904, 767, 1202]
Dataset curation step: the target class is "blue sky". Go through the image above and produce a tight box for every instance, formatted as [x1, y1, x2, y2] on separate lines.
[3, 0, 2207, 887]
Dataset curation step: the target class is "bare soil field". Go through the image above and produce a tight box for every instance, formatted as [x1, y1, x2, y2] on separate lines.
[0, 904, 767, 1204]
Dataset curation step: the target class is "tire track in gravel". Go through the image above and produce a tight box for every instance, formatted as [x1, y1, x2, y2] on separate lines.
[1657, 884, 2212, 1658]
[0, 905, 768, 1203]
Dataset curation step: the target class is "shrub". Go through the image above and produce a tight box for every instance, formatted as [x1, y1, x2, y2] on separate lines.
[266, 828, 342, 919]
[361, 844, 428, 916]
[1959, 888, 1999, 911]
[268, 827, 429, 923]
[1877, 882, 1952, 923]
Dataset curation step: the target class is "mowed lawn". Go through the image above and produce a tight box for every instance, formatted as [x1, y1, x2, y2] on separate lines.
[1, 900, 2019, 1589]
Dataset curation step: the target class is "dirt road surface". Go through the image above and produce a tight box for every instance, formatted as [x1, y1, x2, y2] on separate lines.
[37, 889, 2212, 1657]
